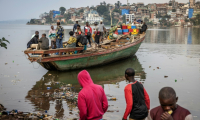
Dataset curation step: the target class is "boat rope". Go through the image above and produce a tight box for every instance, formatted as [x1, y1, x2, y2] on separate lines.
[24, 53, 40, 69]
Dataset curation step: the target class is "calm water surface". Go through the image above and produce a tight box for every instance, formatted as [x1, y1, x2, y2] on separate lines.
[0, 24, 200, 119]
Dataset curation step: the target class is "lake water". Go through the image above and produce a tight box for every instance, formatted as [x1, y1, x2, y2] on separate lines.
[0, 24, 200, 119]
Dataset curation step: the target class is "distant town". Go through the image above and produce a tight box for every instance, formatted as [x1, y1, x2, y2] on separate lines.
[27, 0, 200, 27]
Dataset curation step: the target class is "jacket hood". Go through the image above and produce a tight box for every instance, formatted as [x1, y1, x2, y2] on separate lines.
[78, 70, 93, 87]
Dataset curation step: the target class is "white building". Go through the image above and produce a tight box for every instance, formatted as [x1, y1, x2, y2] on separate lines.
[86, 9, 103, 24]
[125, 13, 135, 23]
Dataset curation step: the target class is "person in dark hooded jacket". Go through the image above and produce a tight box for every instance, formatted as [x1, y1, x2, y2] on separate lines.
[77, 70, 108, 120]
[27, 34, 39, 48]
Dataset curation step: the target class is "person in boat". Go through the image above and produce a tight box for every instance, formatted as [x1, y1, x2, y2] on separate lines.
[37, 33, 49, 50]
[63, 31, 76, 48]
[77, 70, 108, 120]
[27, 34, 39, 48]
[126, 19, 130, 25]
[73, 21, 79, 32]
[84, 22, 92, 47]
[133, 19, 138, 25]
[98, 20, 106, 43]
[31, 31, 39, 39]
[75, 24, 82, 37]
[94, 22, 101, 48]
[122, 68, 150, 120]
[147, 87, 193, 120]
[140, 22, 147, 34]
[49, 25, 56, 49]
[55, 22, 64, 54]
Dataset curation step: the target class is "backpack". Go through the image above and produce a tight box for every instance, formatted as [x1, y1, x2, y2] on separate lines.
[80, 35, 87, 45]
[57, 26, 64, 36]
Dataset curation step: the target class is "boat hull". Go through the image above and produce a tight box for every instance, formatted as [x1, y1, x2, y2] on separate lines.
[39, 36, 145, 71]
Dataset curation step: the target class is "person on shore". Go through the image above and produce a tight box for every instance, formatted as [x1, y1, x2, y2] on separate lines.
[37, 33, 49, 50]
[147, 87, 193, 120]
[55, 22, 64, 52]
[77, 70, 108, 120]
[123, 68, 150, 120]
[31, 31, 39, 39]
[63, 31, 76, 48]
[75, 25, 82, 37]
[27, 34, 39, 48]
[84, 22, 92, 47]
[49, 25, 56, 49]
[98, 20, 106, 44]
[140, 22, 147, 34]
[73, 21, 79, 32]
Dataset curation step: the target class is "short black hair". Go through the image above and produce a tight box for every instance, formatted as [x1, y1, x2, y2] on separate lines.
[35, 31, 39, 34]
[69, 31, 74, 36]
[125, 68, 135, 77]
[57, 22, 60, 25]
[159, 87, 176, 99]
[77, 25, 80, 27]
[35, 34, 39, 39]
[42, 33, 46, 37]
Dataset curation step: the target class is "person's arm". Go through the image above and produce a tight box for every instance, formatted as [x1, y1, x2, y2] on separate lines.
[78, 93, 87, 120]
[101, 88, 108, 113]
[123, 86, 133, 120]
[62, 27, 64, 39]
[144, 88, 150, 110]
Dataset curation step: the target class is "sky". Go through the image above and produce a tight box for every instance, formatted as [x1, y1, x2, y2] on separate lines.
[0, 0, 191, 21]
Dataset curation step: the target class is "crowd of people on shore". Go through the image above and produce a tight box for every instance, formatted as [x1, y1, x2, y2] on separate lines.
[27, 18, 148, 53]
[77, 68, 193, 120]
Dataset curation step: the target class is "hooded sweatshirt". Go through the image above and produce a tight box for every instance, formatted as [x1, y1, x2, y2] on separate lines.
[78, 70, 108, 120]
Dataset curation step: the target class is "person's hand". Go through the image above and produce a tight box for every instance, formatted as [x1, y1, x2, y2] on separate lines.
[122, 118, 127, 120]
[161, 112, 173, 120]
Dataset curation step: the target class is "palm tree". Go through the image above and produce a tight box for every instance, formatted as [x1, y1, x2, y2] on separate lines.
[0, 37, 10, 49]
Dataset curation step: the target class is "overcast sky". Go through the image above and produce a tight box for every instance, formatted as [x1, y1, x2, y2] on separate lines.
[0, 0, 190, 21]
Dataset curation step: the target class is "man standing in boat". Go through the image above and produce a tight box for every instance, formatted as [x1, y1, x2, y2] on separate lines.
[73, 21, 79, 32]
[98, 20, 106, 44]
[55, 22, 64, 54]
[84, 22, 92, 47]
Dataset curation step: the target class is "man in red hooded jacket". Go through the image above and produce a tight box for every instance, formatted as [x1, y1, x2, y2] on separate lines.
[77, 70, 108, 120]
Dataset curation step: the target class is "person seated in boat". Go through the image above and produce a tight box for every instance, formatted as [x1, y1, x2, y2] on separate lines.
[63, 31, 76, 48]
[31, 31, 39, 39]
[133, 19, 138, 25]
[140, 22, 147, 34]
[37, 33, 49, 50]
[27, 34, 39, 48]
[75, 25, 82, 37]
[147, 87, 193, 120]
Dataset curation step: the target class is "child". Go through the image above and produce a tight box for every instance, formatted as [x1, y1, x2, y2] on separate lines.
[147, 87, 193, 120]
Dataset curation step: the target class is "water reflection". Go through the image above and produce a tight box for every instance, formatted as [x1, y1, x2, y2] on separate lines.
[145, 27, 200, 44]
[25, 56, 146, 119]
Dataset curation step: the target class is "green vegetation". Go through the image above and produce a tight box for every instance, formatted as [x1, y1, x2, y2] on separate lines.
[97, 5, 108, 15]
[0, 37, 10, 49]
[59, 7, 66, 15]
[113, 9, 121, 14]
[144, 17, 153, 26]
[190, 14, 200, 26]
[64, 13, 71, 20]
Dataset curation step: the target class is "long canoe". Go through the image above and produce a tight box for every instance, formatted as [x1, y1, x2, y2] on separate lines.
[24, 33, 145, 71]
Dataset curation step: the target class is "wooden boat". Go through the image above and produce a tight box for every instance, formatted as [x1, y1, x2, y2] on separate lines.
[24, 33, 145, 71]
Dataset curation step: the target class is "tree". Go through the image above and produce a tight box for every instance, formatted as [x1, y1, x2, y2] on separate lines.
[45, 16, 52, 23]
[0, 37, 10, 49]
[113, 9, 121, 14]
[30, 19, 35, 24]
[97, 5, 108, 15]
[122, 15, 126, 23]
[185, 18, 189, 22]
[59, 7, 66, 15]
[144, 17, 149, 23]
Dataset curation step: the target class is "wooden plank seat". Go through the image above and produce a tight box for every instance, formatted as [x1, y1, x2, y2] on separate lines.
[24, 47, 84, 58]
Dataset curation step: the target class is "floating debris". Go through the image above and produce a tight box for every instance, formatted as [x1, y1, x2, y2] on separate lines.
[164, 76, 168, 78]
[149, 66, 151, 68]
[5, 63, 8, 65]
[175, 79, 177, 82]
[157, 67, 159, 69]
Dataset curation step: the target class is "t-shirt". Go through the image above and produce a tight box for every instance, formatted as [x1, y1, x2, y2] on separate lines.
[98, 24, 105, 32]
[67, 36, 77, 45]
[147, 105, 193, 120]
